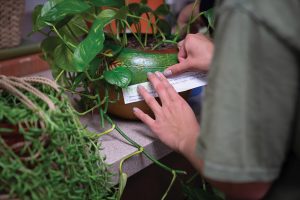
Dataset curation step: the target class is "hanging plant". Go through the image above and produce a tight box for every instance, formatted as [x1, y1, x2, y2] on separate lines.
[0, 75, 116, 200]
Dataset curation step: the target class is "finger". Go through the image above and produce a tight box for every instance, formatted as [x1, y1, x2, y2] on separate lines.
[163, 60, 191, 76]
[133, 107, 155, 127]
[154, 72, 178, 101]
[137, 85, 161, 114]
[177, 40, 184, 49]
[177, 44, 187, 62]
[147, 72, 171, 105]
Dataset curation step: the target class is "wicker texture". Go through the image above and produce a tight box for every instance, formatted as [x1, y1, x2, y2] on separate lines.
[0, 0, 24, 49]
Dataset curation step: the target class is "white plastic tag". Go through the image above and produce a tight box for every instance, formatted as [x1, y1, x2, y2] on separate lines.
[122, 71, 207, 104]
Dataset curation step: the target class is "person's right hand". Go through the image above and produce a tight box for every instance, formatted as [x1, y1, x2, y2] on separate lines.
[164, 34, 214, 76]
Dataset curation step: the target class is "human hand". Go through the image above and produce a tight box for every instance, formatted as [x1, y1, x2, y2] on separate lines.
[133, 71, 200, 155]
[164, 34, 214, 76]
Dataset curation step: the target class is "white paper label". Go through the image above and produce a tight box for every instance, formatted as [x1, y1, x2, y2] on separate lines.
[122, 72, 207, 104]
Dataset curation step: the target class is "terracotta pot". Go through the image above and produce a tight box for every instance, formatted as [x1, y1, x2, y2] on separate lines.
[106, 89, 191, 120]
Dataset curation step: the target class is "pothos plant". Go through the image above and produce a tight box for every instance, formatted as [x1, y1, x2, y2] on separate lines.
[31, 0, 212, 199]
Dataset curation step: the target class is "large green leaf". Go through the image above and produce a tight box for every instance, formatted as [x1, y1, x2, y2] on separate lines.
[90, 0, 125, 7]
[103, 67, 132, 88]
[73, 11, 116, 72]
[41, 0, 90, 23]
[54, 44, 76, 71]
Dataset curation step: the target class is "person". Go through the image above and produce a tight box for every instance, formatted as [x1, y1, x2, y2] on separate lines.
[133, 0, 300, 199]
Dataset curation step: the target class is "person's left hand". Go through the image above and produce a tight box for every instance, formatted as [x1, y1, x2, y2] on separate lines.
[133, 71, 200, 155]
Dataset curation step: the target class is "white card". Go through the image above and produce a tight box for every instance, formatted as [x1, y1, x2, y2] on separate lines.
[122, 71, 207, 104]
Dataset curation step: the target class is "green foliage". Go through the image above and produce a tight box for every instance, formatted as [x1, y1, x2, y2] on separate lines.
[40, 0, 90, 23]
[104, 67, 132, 88]
[0, 84, 115, 199]
[33, 0, 174, 77]
[90, 0, 125, 7]
[203, 8, 215, 30]
[182, 174, 225, 200]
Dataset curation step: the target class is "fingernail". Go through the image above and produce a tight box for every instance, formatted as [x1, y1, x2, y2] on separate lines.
[155, 71, 162, 78]
[163, 69, 172, 76]
[147, 72, 153, 77]
[133, 107, 139, 112]
[137, 85, 145, 92]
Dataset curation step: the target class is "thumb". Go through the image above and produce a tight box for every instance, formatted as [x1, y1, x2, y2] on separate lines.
[163, 60, 191, 76]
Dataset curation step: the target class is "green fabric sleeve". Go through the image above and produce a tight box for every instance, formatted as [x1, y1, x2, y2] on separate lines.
[197, 1, 299, 182]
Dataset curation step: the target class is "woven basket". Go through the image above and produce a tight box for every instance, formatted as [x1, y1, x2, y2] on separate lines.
[0, 0, 25, 49]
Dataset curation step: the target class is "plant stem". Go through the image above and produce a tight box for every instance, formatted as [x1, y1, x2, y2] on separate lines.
[84, 71, 104, 81]
[105, 115, 187, 175]
[187, 0, 200, 34]
[55, 70, 65, 83]
[122, 20, 144, 49]
[49, 23, 76, 50]
[71, 103, 100, 116]
[161, 170, 177, 200]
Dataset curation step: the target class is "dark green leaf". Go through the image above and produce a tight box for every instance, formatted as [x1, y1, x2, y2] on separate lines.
[71, 73, 86, 90]
[90, 0, 125, 7]
[88, 58, 102, 76]
[203, 8, 215, 29]
[128, 3, 152, 25]
[182, 185, 224, 200]
[128, 3, 152, 16]
[41, 36, 62, 61]
[103, 67, 132, 88]
[154, 4, 170, 16]
[54, 44, 76, 71]
[41, 0, 91, 23]
[141, 0, 147, 4]
[157, 19, 171, 36]
[114, 6, 128, 20]
[33, 0, 63, 30]
[73, 16, 114, 71]
[32, 5, 44, 31]
[54, 15, 73, 30]
[58, 15, 88, 43]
